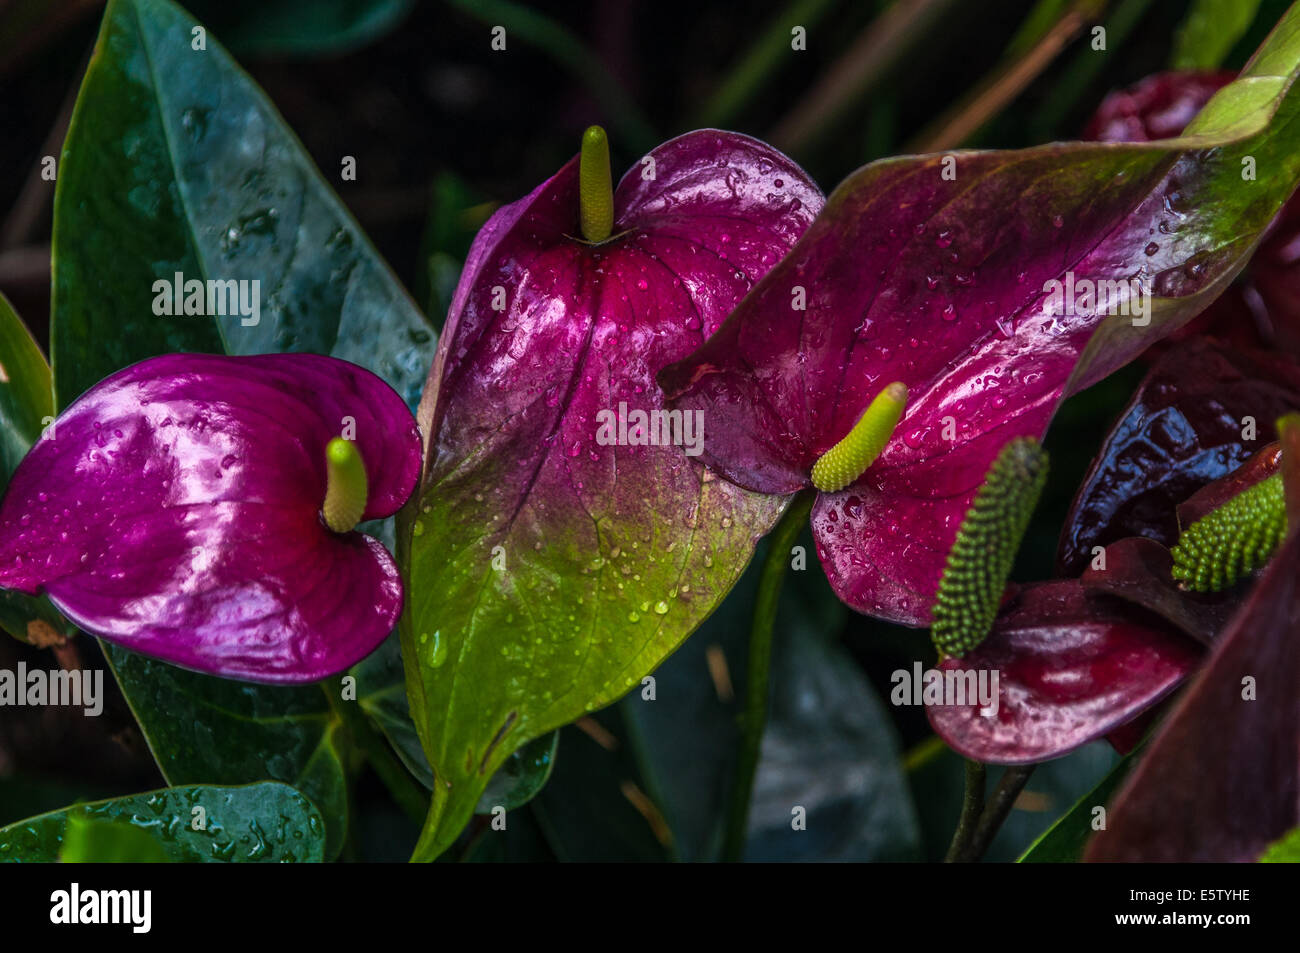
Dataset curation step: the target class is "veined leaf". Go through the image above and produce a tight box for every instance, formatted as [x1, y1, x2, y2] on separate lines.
[0, 781, 325, 862]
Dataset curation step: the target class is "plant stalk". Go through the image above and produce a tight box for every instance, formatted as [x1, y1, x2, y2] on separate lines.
[721, 489, 815, 862]
[322, 676, 428, 828]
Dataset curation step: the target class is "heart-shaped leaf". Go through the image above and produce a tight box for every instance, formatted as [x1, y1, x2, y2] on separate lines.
[661, 9, 1300, 625]
[0, 781, 325, 862]
[403, 129, 822, 858]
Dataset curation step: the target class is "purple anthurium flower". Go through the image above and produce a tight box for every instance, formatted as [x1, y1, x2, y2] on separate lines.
[404, 127, 823, 852]
[0, 353, 421, 684]
[658, 52, 1300, 632]
[1086, 421, 1300, 862]
[926, 339, 1298, 763]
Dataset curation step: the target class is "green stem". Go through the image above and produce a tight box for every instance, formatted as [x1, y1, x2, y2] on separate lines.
[949, 763, 1037, 863]
[322, 677, 428, 827]
[410, 780, 457, 863]
[721, 489, 815, 862]
[944, 759, 987, 862]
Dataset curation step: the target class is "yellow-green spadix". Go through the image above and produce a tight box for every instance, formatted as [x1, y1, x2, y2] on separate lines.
[810, 382, 908, 492]
[323, 437, 369, 534]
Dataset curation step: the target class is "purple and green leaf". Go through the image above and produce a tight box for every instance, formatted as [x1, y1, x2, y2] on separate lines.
[403, 130, 823, 857]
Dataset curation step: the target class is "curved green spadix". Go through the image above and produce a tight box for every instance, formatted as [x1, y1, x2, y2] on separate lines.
[810, 382, 908, 492]
[1171, 472, 1285, 592]
[930, 437, 1048, 658]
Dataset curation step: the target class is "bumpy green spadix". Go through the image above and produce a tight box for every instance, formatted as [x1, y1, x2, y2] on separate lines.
[930, 437, 1048, 658]
[579, 125, 614, 243]
[810, 382, 908, 492]
[1171, 472, 1286, 592]
[323, 437, 368, 534]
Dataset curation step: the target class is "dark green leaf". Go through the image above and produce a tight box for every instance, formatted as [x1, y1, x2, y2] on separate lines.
[1019, 747, 1142, 862]
[188, 0, 415, 58]
[0, 292, 75, 646]
[60, 816, 173, 862]
[475, 731, 557, 814]
[52, 0, 435, 409]
[530, 714, 670, 863]
[106, 647, 348, 859]
[0, 781, 326, 862]
[624, 533, 921, 861]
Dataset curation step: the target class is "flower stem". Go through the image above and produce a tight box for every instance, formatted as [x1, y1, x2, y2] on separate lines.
[721, 489, 815, 862]
[322, 676, 428, 827]
[944, 759, 986, 862]
[946, 762, 1036, 862]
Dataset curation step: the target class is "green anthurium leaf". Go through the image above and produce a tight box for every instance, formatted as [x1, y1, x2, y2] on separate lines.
[0, 292, 76, 646]
[105, 647, 348, 859]
[1172, 0, 1264, 69]
[49, 0, 438, 856]
[475, 730, 558, 814]
[187, 0, 415, 58]
[59, 815, 174, 863]
[1019, 745, 1143, 862]
[1259, 826, 1300, 861]
[52, 0, 435, 410]
[0, 781, 326, 862]
[400, 125, 820, 860]
[352, 630, 560, 813]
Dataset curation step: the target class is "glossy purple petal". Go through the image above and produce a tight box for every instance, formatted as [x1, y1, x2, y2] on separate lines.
[0, 353, 421, 683]
[662, 153, 1271, 620]
[926, 581, 1201, 764]
[1058, 340, 1300, 575]
[1080, 537, 1235, 647]
[1085, 531, 1300, 861]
